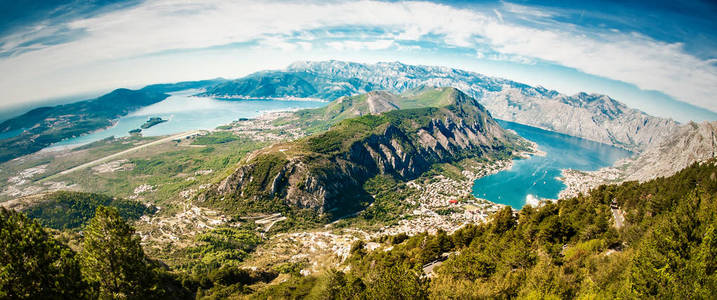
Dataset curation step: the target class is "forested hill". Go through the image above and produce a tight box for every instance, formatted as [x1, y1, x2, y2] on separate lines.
[0, 79, 225, 163]
[2, 159, 714, 299]
[256, 159, 717, 299]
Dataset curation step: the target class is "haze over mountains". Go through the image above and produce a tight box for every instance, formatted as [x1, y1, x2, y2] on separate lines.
[201, 60, 680, 151]
[0, 79, 225, 163]
[0, 60, 696, 164]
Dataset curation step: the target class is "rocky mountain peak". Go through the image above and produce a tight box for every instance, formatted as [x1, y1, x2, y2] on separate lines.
[200, 88, 522, 216]
[205, 60, 680, 151]
[365, 91, 400, 114]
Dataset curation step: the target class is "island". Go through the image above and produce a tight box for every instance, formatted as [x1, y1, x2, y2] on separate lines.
[140, 117, 167, 129]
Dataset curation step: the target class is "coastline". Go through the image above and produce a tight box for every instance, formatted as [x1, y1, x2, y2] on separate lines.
[200, 94, 329, 102]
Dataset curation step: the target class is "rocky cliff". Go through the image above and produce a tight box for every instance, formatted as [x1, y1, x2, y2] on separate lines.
[200, 60, 679, 151]
[200, 88, 524, 216]
[560, 121, 717, 198]
[622, 121, 717, 182]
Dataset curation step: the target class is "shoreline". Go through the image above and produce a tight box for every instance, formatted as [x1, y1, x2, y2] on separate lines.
[199, 94, 329, 102]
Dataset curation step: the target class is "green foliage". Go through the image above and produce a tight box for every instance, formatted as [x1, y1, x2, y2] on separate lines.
[363, 263, 428, 299]
[272, 261, 307, 277]
[0, 208, 87, 299]
[191, 132, 240, 145]
[333, 175, 417, 229]
[23, 191, 154, 230]
[490, 206, 517, 234]
[304, 114, 388, 154]
[266, 264, 428, 299]
[250, 275, 319, 299]
[186, 227, 262, 273]
[205, 87, 525, 228]
[79, 206, 158, 299]
[195, 265, 278, 298]
[54, 136, 268, 212]
[318, 160, 717, 299]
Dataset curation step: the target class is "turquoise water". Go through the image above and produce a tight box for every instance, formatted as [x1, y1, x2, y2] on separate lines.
[53, 89, 326, 146]
[472, 120, 633, 209]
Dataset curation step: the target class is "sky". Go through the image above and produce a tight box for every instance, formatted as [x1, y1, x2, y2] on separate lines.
[0, 0, 716, 123]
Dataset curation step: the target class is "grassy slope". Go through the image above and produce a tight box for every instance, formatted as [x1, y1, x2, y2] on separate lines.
[274, 87, 463, 135]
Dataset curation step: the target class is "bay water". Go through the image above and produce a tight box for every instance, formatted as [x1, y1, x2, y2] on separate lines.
[472, 120, 633, 209]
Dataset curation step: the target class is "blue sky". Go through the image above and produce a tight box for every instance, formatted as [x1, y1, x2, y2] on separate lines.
[0, 0, 715, 122]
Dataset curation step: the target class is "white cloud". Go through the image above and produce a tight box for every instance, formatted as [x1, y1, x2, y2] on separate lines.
[326, 40, 396, 51]
[257, 36, 298, 51]
[0, 0, 715, 113]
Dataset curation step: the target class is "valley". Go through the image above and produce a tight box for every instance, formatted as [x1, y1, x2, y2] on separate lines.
[1, 61, 715, 299]
[2, 0, 716, 296]
[1, 87, 535, 272]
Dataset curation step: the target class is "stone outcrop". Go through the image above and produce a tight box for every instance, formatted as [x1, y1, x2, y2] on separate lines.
[623, 121, 717, 182]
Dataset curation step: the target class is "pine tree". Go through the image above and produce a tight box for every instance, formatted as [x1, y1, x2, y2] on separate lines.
[79, 206, 156, 299]
[0, 208, 86, 299]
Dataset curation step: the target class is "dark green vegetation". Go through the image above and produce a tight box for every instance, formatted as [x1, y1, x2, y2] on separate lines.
[199, 72, 322, 99]
[184, 227, 262, 273]
[79, 206, 159, 298]
[2, 123, 715, 298]
[191, 131, 240, 145]
[0, 208, 86, 299]
[0, 79, 224, 163]
[332, 175, 418, 230]
[1, 205, 280, 299]
[202, 87, 526, 223]
[261, 160, 717, 299]
[23, 191, 155, 230]
[140, 117, 167, 129]
[0, 206, 193, 299]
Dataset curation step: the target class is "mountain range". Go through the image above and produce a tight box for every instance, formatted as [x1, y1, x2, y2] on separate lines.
[199, 60, 680, 151]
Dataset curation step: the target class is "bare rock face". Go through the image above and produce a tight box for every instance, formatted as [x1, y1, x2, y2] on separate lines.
[560, 121, 717, 198]
[202, 88, 519, 215]
[365, 91, 400, 114]
[203, 60, 680, 151]
[482, 89, 680, 151]
[623, 121, 717, 182]
[283, 60, 679, 151]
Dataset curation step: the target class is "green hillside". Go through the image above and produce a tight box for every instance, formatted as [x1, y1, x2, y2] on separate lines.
[251, 159, 717, 299]
[200, 87, 524, 220]
[277, 86, 476, 134]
